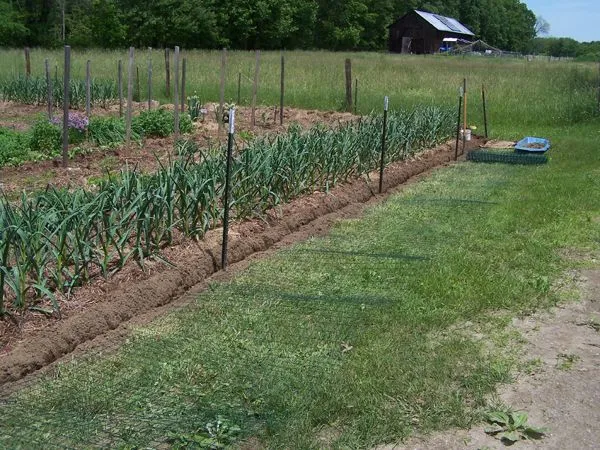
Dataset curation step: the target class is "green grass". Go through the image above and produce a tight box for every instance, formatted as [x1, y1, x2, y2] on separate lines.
[1, 118, 598, 448]
[0, 49, 598, 135]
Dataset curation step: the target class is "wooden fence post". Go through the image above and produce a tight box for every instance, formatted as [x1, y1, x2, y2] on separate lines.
[165, 48, 171, 96]
[45, 59, 53, 119]
[345, 59, 353, 112]
[118, 60, 123, 117]
[174, 46, 180, 139]
[354, 78, 359, 114]
[135, 66, 141, 103]
[280, 52, 285, 125]
[85, 60, 91, 118]
[251, 50, 260, 127]
[125, 47, 134, 145]
[180, 57, 186, 112]
[24, 47, 31, 77]
[62, 46, 70, 168]
[219, 48, 227, 131]
[148, 49, 153, 110]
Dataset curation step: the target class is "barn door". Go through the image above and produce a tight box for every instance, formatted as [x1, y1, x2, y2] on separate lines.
[401, 37, 412, 53]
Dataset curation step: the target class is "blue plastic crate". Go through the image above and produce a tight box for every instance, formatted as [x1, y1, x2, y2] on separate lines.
[515, 136, 551, 153]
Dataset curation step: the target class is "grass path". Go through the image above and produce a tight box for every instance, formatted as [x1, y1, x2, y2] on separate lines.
[1, 122, 599, 449]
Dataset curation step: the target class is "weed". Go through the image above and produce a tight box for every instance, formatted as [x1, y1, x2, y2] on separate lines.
[556, 353, 580, 370]
[29, 117, 61, 158]
[187, 93, 207, 122]
[169, 417, 241, 449]
[520, 358, 544, 375]
[484, 408, 547, 444]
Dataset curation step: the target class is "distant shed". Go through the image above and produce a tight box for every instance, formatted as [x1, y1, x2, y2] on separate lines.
[388, 10, 474, 54]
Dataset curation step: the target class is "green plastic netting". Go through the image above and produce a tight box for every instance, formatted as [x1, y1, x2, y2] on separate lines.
[467, 149, 548, 165]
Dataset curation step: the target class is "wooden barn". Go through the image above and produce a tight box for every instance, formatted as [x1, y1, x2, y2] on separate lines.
[388, 10, 475, 54]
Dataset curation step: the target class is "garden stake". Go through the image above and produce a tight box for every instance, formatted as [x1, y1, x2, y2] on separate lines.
[173, 46, 180, 139]
[136, 66, 141, 104]
[280, 53, 285, 125]
[482, 84, 488, 139]
[463, 78, 467, 126]
[251, 50, 260, 127]
[345, 59, 353, 112]
[118, 60, 123, 117]
[125, 47, 134, 145]
[24, 47, 31, 77]
[164, 48, 170, 96]
[181, 57, 186, 113]
[62, 45, 70, 168]
[45, 59, 52, 119]
[221, 108, 235, 270]
[147, 50, 152, 110]
[85, 60, 91, 118]
[219, 48, 226, 132]
[354, 78, 358, 114]
[379, 96, 389, 194]
[455, 87, 463, 161]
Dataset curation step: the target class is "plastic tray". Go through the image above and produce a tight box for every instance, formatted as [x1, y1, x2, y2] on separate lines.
[514, 136, 551, 153]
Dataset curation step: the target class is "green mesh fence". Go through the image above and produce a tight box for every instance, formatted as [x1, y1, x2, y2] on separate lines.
[467, 149, 548, 165]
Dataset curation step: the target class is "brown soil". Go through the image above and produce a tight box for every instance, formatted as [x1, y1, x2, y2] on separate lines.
[524, 143, 546, 149]
[0, 102, 355, 195]
[378, 269, 600, 450]
[0, 136, 483, 387]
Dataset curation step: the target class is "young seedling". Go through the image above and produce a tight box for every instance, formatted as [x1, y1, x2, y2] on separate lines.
[484, 409, 547, 444]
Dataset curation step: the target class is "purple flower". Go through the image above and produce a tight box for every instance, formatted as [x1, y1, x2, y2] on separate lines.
[51, 112, 89, 131]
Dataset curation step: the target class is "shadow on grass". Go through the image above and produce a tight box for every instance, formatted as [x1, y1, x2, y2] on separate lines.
[293, 248, 429, 261]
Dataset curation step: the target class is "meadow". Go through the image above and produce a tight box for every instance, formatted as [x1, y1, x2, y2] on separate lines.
[0, 48, 598, 136]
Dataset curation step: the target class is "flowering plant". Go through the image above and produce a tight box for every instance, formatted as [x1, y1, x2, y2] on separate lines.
[51, 112, 89, 132]
[50, 112, 89, 145]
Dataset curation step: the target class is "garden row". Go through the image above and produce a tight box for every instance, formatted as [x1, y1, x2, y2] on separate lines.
[0, 106, 454, 316]
[0, 109, 193, 167]
[0, 74, 118, 108]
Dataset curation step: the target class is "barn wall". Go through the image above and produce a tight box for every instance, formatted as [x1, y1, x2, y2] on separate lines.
[388, 12, 470, 54]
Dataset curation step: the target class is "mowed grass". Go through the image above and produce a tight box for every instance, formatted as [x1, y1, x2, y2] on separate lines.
[0, 48, 598, 135]
[1, 119, 599, 448]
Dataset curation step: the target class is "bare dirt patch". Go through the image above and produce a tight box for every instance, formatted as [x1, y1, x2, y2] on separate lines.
[0, 102, 355, 195]
[0, 137, 482, 388]
[380, 269, 600, 450]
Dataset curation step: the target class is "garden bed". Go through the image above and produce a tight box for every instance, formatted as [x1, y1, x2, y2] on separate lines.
[0, 103, 355, 195]
[0, 136, 483, 386]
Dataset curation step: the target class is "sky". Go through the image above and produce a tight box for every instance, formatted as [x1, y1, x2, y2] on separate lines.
[524, 0, 600, 42]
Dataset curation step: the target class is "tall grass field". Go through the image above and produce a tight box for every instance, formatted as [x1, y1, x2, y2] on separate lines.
[0, 48, 598, 136]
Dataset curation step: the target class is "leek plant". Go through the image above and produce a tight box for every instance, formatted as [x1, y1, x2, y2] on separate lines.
[0, 75, 117, 108]
[0, 106, 453, 316]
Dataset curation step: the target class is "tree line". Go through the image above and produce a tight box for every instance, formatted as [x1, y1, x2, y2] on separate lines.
[0, 0, 561, 54]
[532, 38, 600, 60]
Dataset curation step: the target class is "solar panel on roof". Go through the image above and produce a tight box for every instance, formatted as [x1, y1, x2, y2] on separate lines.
[433, 14, 462, 32]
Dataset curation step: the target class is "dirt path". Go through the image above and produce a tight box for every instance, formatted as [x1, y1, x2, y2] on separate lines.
[381, 269, 600, 450]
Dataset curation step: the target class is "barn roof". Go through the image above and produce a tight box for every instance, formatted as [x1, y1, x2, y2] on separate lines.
[414, 10, 475, 36]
